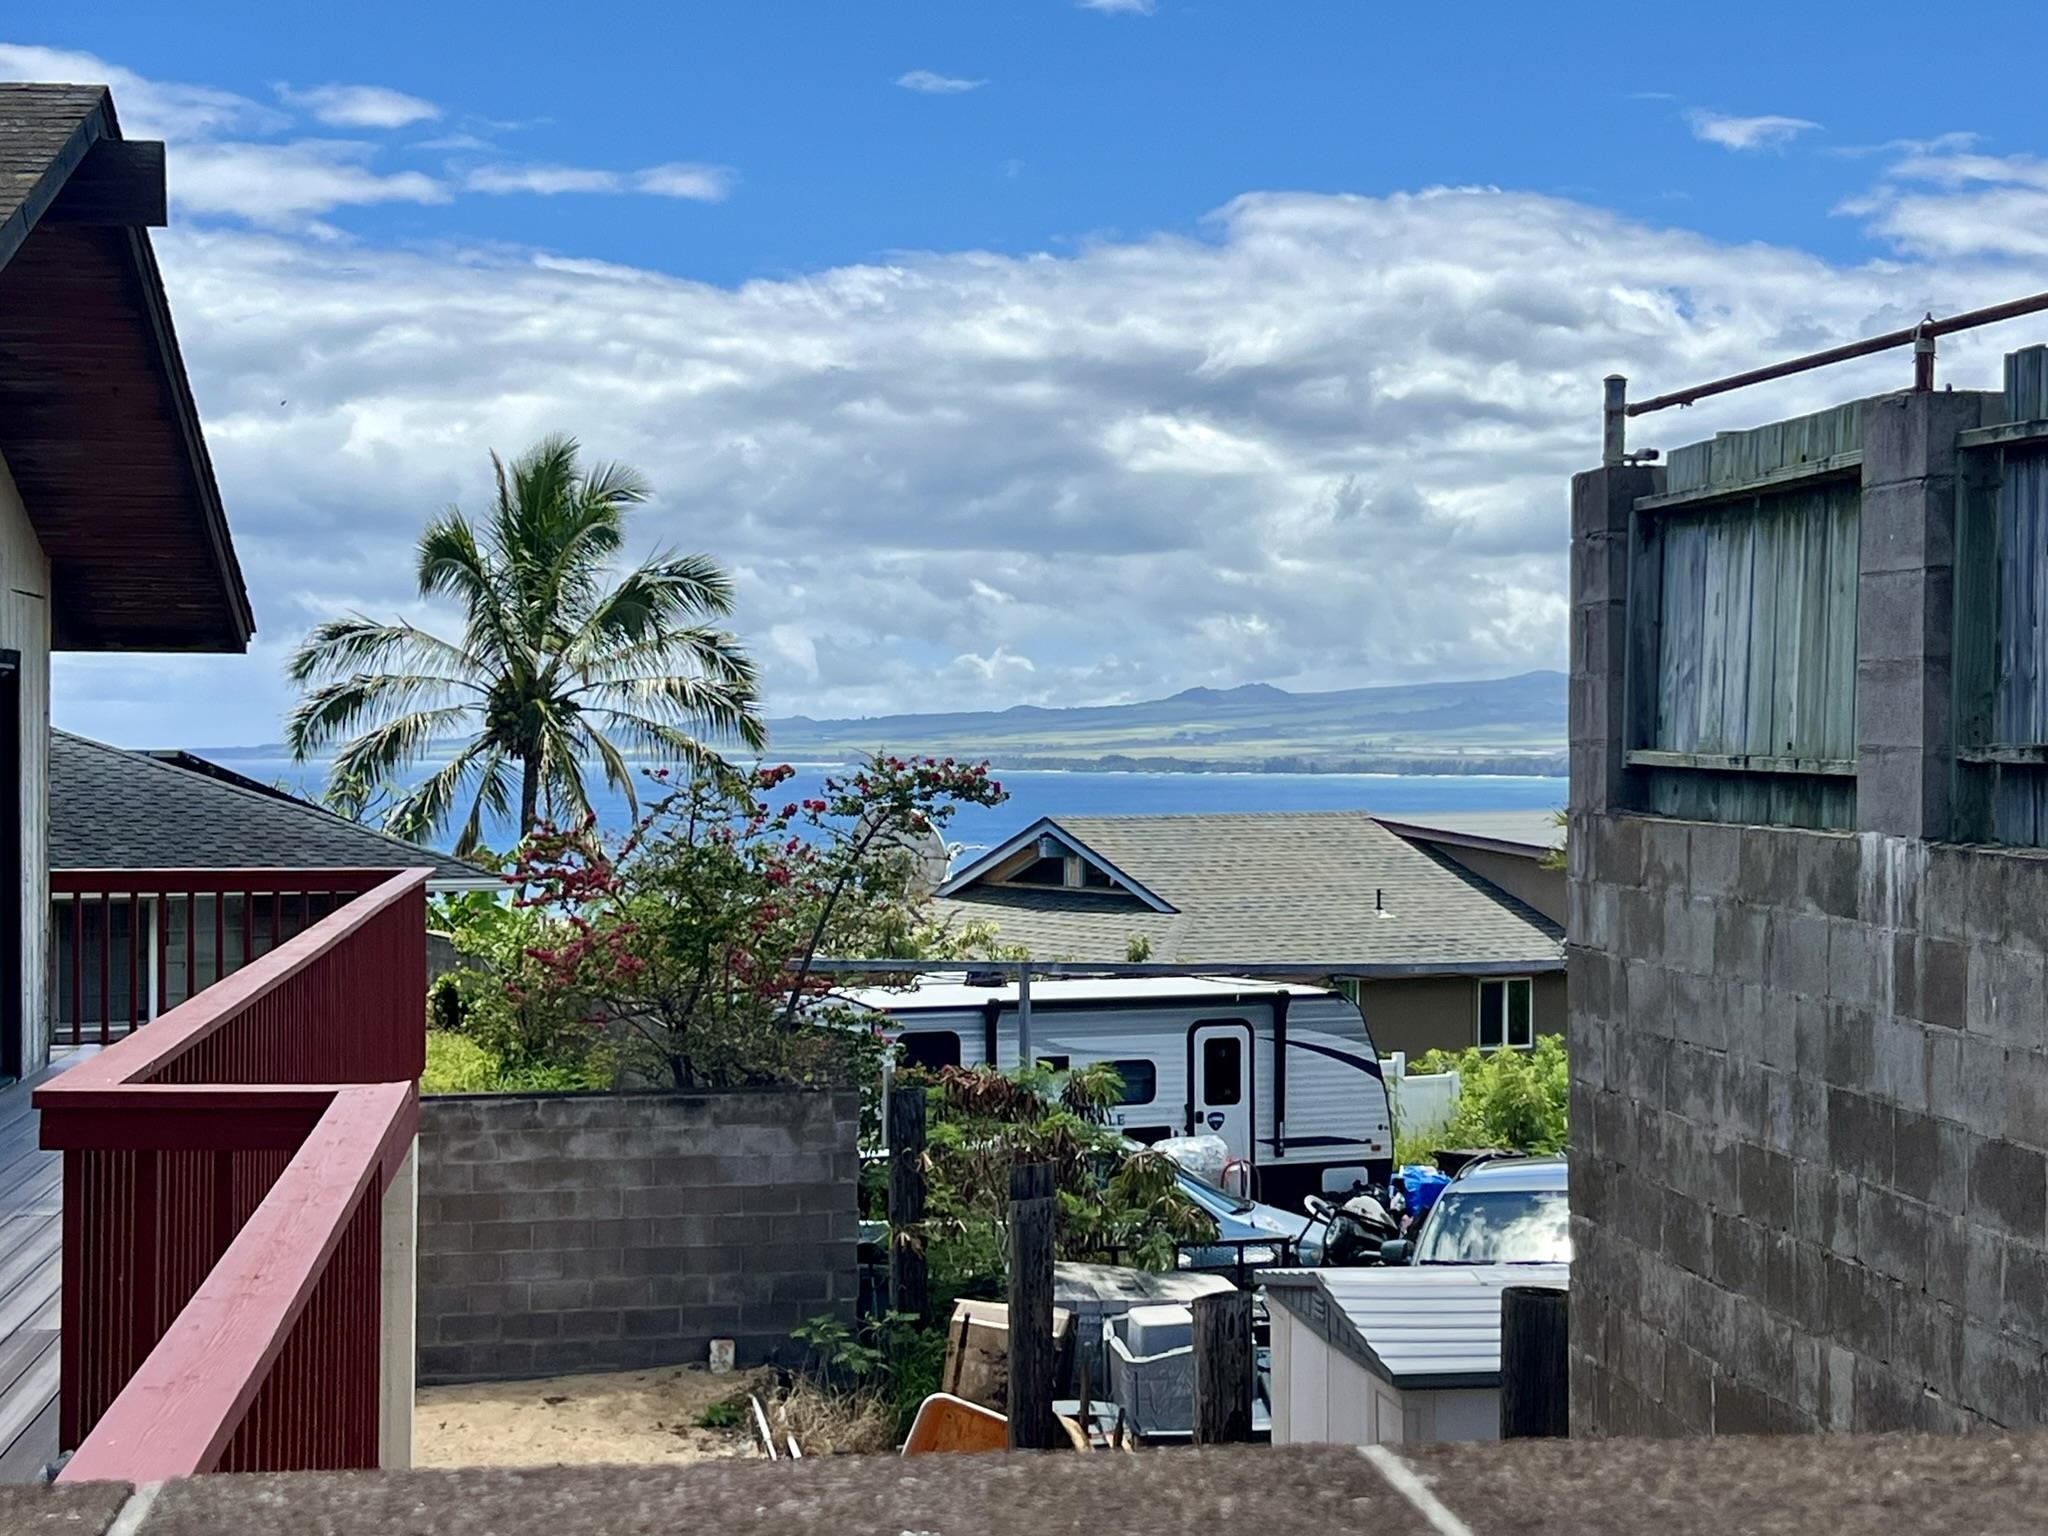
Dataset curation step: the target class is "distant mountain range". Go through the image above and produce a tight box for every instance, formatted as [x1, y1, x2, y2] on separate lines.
[765, 670, 1567, 775]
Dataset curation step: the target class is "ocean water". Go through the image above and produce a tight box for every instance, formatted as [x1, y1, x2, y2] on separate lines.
[221, 753, 1567, 861]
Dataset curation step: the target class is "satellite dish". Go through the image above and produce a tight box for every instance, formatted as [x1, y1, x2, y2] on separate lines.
[856, 811, 953, 899]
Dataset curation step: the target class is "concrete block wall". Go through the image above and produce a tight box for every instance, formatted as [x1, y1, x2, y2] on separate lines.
[1570, 819, 2048, 1434]
[1569, 384, 2048, 1437]
[416, 1089, 860, 1383]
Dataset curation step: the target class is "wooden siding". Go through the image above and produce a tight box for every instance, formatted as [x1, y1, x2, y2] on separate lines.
[0, 457, 49, 1074]
[1648, 485, 1860, 764]
[1960, 345, 2048, 844]
[1629, 402, 1865, 833]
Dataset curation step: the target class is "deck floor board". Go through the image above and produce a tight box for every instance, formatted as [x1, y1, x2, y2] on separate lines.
[0, 1054, 82, 1483]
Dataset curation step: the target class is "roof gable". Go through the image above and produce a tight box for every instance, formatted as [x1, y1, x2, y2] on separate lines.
[0, 82, 253, 652]
[937, 816, 1176, 912]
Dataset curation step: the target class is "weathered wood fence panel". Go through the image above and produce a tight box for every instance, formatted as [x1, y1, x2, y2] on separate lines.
[1651, 484, 1860, 763]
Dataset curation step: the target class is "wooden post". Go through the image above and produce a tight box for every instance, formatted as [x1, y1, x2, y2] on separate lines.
[887, 1083, 929, 1325]
[1191, 1288, 1254, 1444]
[1499, 1285, 1570, 1439]
[1006, 1161, 1057, 1450]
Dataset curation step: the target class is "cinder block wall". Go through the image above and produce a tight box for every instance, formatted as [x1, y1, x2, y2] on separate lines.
[1570, 381, 2048, 1436]
[416, 1089, 860, 1383]
[1571, 820, 2048, 1433]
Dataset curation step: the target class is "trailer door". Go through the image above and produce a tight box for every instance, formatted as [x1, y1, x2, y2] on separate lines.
[1189, 1018, 1254, 1163]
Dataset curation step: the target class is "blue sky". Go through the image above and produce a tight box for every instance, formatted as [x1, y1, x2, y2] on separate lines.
[9, 4, 2048, 747]
[28, 1, 2027, 278]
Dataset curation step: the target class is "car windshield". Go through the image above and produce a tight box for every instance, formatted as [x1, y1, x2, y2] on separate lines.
[1175, 1167, 1257, 1215]
[1416, 1188, 1570, 1264]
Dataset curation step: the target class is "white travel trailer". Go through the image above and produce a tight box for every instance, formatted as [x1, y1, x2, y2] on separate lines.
[844, 974, 1394, 1204]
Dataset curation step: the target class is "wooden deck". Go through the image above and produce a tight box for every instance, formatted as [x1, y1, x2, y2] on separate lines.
[0, 1054, 76, 1482]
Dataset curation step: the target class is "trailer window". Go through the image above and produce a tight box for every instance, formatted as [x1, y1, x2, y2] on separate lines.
[1106, 1059, 1157, 1105]
[1125, 1125, 1174, 1146]
[1202, 1036, 1243, 1106]
[899, 1031, 961, 1071]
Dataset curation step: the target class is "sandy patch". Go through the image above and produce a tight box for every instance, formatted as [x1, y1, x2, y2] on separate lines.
[415, 1364, 773, 1468]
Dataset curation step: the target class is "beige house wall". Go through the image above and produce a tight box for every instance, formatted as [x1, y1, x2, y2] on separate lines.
[0, 455, 49, 1076]
[1348, 970, 1565, 1061]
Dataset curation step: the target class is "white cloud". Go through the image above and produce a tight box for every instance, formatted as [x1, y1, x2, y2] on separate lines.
[1687, 110, 1820, 152]
[633, 162, 735, 201]
[0, 42, 286, 139]
[1844, 146, 2048, 259]
[172, 140, 448, 224]
[1078, 0, 1157, 12]
[61, 166, 2048, 750]
[277, 82, 440, 129]
[464, 161, 734, 201]
[466, 162, 623, 195]
[896, 70, 986, 95]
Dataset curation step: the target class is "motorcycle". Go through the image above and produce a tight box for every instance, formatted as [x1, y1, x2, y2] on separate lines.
[1300, 1187, 1401, 1266]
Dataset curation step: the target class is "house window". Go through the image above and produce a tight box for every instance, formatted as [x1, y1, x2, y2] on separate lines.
[1478, 977, 1534, 1050]
[899, 1031, 962, 1071]
[1106, 1058, 1157, 1106]
[1009, 855, 1067, 886]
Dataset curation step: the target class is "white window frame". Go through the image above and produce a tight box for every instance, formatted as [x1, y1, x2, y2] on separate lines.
[1476, 976, 1535, 1051]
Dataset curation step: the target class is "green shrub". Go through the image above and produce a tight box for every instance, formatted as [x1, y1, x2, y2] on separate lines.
[422, 1029, 614, 1095]
[1396, 1035, 1568, 1165]
[422, 1031, 501, 1094]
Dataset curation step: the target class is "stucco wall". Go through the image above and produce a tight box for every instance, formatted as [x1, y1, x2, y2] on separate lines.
[1423, 841, 1566, 929]
[0, 455, 49, 1076]
[1356, 972, 1564, 1061]
[416, 1088, 859, 1383]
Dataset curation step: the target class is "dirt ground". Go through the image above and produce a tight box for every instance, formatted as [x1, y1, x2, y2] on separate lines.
[415, 1365, 772, 1468]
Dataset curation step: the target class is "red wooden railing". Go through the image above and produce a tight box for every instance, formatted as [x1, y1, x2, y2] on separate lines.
[35, 867, 428, 1481]
[50, 869, 399, 1048]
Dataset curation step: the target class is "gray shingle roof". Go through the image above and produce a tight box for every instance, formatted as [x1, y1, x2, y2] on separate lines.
[935, 810, 1563, 969]
[0, 84, 108, 271]
[51, 731, 495, 887]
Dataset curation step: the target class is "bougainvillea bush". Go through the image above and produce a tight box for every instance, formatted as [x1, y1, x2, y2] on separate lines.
[504, 754, 1008, 1090]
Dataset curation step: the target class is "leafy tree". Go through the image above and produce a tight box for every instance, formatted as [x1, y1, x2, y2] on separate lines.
[510, 754, 1009, 1089]
[913, 1062, 1218, 1295]
[285, 434, 764, 855]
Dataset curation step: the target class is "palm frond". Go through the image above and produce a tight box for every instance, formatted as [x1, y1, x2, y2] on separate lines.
[328, 703, 477, 787]
[582, 668, 766, 753]
[387, 739, 510, 856]
[286, 616, 480, 685]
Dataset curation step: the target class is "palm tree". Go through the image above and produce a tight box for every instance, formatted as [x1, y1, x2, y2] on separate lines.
[286, 434, 766, 855]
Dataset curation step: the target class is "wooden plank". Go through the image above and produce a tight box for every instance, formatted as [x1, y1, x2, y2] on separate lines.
[0, 1395, 58, 1484]
[1635, 450, 1862, 512]
[1959, 418, 2048, 453]
[1698, 517, 1732, 753]
[1743, 505, 1782, 755]
[1625, 508, 1664, 756]
[1499, 1286, 1570, 1438]
[0, 1340, 59, 1469]
[1822, 491, 1861, 760]
[1005, 1162, 1057, 1452]
[1626, 750, 1855, 777]
[887, 1084, 928, 1326]
[1191, 1289, 1254, 1445]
